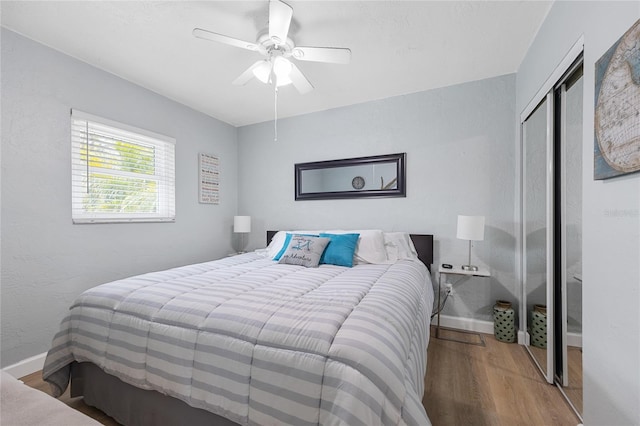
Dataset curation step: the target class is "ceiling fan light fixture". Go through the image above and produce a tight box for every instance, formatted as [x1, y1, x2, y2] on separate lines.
[252, 58, 293, 87]
[252, 61, 272, 84]
[273, 57, 293, 86]
[273, 56, 292, 77]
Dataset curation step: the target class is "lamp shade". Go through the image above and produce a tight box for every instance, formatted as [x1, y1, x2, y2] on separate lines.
[233, 216, 251, 233]
[457, 215, 485, 241]
[252, 58, 292, 87]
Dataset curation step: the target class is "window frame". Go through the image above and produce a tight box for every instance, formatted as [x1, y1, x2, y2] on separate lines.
[71, 110, 176, 224]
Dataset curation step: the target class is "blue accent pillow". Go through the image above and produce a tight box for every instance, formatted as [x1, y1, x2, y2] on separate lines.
[319, 233, 360, 267]
[273, 233, 319, 260]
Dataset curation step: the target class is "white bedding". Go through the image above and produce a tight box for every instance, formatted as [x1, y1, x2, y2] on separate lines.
[43, 252, 433, 425]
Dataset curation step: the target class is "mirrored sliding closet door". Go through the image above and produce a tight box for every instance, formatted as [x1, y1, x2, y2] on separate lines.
[522, 94, 553, 381]
[521, 53, 583, 421]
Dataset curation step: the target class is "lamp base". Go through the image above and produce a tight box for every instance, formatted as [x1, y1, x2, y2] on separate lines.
[461, 265, 479, 271]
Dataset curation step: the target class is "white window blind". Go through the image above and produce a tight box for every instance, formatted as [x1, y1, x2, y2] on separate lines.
[71, 110, 175, 223]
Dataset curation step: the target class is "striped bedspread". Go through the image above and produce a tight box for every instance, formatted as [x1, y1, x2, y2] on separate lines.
[43, 252, 433, 425]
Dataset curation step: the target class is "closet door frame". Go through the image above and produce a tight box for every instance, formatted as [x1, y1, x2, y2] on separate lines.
[517, 36, 584, 385]
[559, 80, 570, 388]
[554, 58, 583, 388]
[554, 62, 584, 423]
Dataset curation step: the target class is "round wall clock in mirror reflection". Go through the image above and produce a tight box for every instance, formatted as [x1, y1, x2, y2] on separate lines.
[352, 176, 365, 190]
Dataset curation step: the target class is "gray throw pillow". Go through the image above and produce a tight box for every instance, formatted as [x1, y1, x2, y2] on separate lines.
[277, 235, 330, 267]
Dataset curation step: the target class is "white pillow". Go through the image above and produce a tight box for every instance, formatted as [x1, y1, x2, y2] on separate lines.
[384, 232, 419, 262]
[324, 229, 388, 265]
[266, 231, 288, 258]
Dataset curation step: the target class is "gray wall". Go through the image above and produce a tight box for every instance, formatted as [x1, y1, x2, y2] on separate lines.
[1, 29, 238, 366]
[516, 2, 640, 424]
[238, 74, 517, 323]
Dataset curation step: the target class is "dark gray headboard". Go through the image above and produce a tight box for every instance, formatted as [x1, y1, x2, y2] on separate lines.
[266, 231, 433, 271]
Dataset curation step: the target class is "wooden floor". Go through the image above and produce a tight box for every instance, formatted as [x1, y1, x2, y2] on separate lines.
[22, 327, 580, 426]
[564, 346, 583, 416]
[424, 327, 580, 425]
[523, 342, 583, 417]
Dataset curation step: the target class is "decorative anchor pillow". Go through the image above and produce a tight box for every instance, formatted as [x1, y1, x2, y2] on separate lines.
[277, 235, 330, 267]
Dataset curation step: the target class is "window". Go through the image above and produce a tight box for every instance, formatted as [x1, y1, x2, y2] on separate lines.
[71, 110, 175, 223]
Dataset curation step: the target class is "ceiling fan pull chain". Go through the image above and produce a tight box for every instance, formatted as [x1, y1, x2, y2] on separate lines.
[274, 85, 278, 142]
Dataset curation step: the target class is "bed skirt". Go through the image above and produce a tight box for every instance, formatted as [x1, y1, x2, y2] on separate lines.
[71, 362, 239, 426]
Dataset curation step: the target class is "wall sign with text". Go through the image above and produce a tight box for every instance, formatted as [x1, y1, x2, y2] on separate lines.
[199, 153, 220, 204]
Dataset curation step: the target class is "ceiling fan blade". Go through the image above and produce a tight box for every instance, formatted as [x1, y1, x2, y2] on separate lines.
[291, 46, 352, 64]
[193, 28, 258, 52]
[268, 0, 293, 45]
[232, 61, 266, 86]
[289, 63, 314, 95]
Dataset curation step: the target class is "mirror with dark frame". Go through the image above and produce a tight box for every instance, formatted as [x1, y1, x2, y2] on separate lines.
[295, 153, 406, 200]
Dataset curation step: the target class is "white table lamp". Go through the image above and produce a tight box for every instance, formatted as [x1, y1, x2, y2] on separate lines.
[457, 215, 485, 271]
[233, 215, 251, 253]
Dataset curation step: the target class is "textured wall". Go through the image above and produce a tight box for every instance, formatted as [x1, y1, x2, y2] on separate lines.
[516, 2, 640, 424]
[0, 29, 238, 366]
[238, 74, 517, 324]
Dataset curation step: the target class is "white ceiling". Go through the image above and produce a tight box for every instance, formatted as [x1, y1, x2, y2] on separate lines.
[1, 1, 552, 127]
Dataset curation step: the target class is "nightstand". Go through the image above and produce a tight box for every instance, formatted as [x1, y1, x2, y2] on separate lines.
[436, 265, 490, 344]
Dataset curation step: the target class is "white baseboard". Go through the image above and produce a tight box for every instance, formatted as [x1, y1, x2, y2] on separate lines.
[432, 315, 528, 345]
[431, 314, 495, 334]
[2, 352, 47, 378]
[567, 331, 582, 348]
[518, 330, 527, 345]
[431, 316, 583, 348]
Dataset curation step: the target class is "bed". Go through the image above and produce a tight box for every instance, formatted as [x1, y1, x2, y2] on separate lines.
[43, 230, 434, 425]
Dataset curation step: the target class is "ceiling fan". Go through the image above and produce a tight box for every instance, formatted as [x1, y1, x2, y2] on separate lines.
[193, 0, 351, 94]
